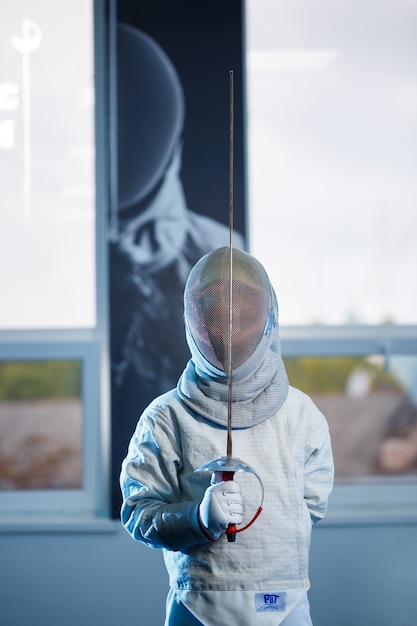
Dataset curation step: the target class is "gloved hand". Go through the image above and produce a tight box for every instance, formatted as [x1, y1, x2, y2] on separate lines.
[198, 480, 243, 540]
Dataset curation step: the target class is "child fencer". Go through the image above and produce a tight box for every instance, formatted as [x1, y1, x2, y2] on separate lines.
[120, 247, 334, 625]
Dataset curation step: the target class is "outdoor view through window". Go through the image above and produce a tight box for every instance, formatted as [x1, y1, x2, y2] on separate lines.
[0, 361, 82, 490]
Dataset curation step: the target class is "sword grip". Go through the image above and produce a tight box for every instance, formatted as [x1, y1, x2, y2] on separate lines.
[221, 470, 237, 542]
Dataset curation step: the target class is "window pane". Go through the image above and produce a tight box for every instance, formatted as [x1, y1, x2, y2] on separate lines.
[0, 360, 82, 490]
[246, 0, 417, 325]
[0, 0, 95, 328]
[285, 355, 417, 480]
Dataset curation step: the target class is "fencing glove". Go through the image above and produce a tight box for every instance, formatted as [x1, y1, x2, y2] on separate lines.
[198, 480, 243, 540]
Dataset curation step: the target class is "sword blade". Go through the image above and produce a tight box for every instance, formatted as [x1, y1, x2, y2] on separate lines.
[227, 69, 234, 459]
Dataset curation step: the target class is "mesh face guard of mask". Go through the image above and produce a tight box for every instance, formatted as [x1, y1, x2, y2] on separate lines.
[184, 247, 273, 372]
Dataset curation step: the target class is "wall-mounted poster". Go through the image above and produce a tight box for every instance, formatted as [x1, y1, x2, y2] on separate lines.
[109, 0, 246, 516]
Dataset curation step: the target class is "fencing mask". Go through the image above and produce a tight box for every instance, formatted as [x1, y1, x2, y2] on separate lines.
[184, 247, 274, 373]
[180, 246, 289, 427]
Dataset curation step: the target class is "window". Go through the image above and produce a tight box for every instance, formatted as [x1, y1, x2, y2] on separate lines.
[0, 1, 95, 328]
[246, 0, 417, 327]
[0, 0, 109, 522]
[246, 0, 417, 520]
[0, 343, 104, 519]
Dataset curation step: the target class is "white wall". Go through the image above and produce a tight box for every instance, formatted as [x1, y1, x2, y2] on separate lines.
[0, 520, 416, 625]
[310, 520, 417, 625]
[0, 523, 167, 626]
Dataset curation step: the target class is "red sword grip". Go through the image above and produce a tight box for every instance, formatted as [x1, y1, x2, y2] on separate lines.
[221, 470, 237, 542]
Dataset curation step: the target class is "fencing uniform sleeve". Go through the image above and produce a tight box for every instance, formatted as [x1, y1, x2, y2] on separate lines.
[120, 406, 211, 551]
[304, 417, 334, 524]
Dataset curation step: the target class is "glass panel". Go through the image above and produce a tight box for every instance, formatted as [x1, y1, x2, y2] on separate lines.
[246, 0, 417, 325]
[285, 355, 417, 480]
[0, 0, 95, 328]
[0, 360, 82, 490]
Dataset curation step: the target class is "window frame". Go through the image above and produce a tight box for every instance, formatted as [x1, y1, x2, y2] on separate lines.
[0, 340, 107, 519]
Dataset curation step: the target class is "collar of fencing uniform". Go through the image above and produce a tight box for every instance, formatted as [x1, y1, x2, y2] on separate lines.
[177, 317, 289, 428]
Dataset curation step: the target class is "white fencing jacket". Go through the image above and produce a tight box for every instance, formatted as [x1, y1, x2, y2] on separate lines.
[120, 383, 334, 593]
[121, 300, 333, 624]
